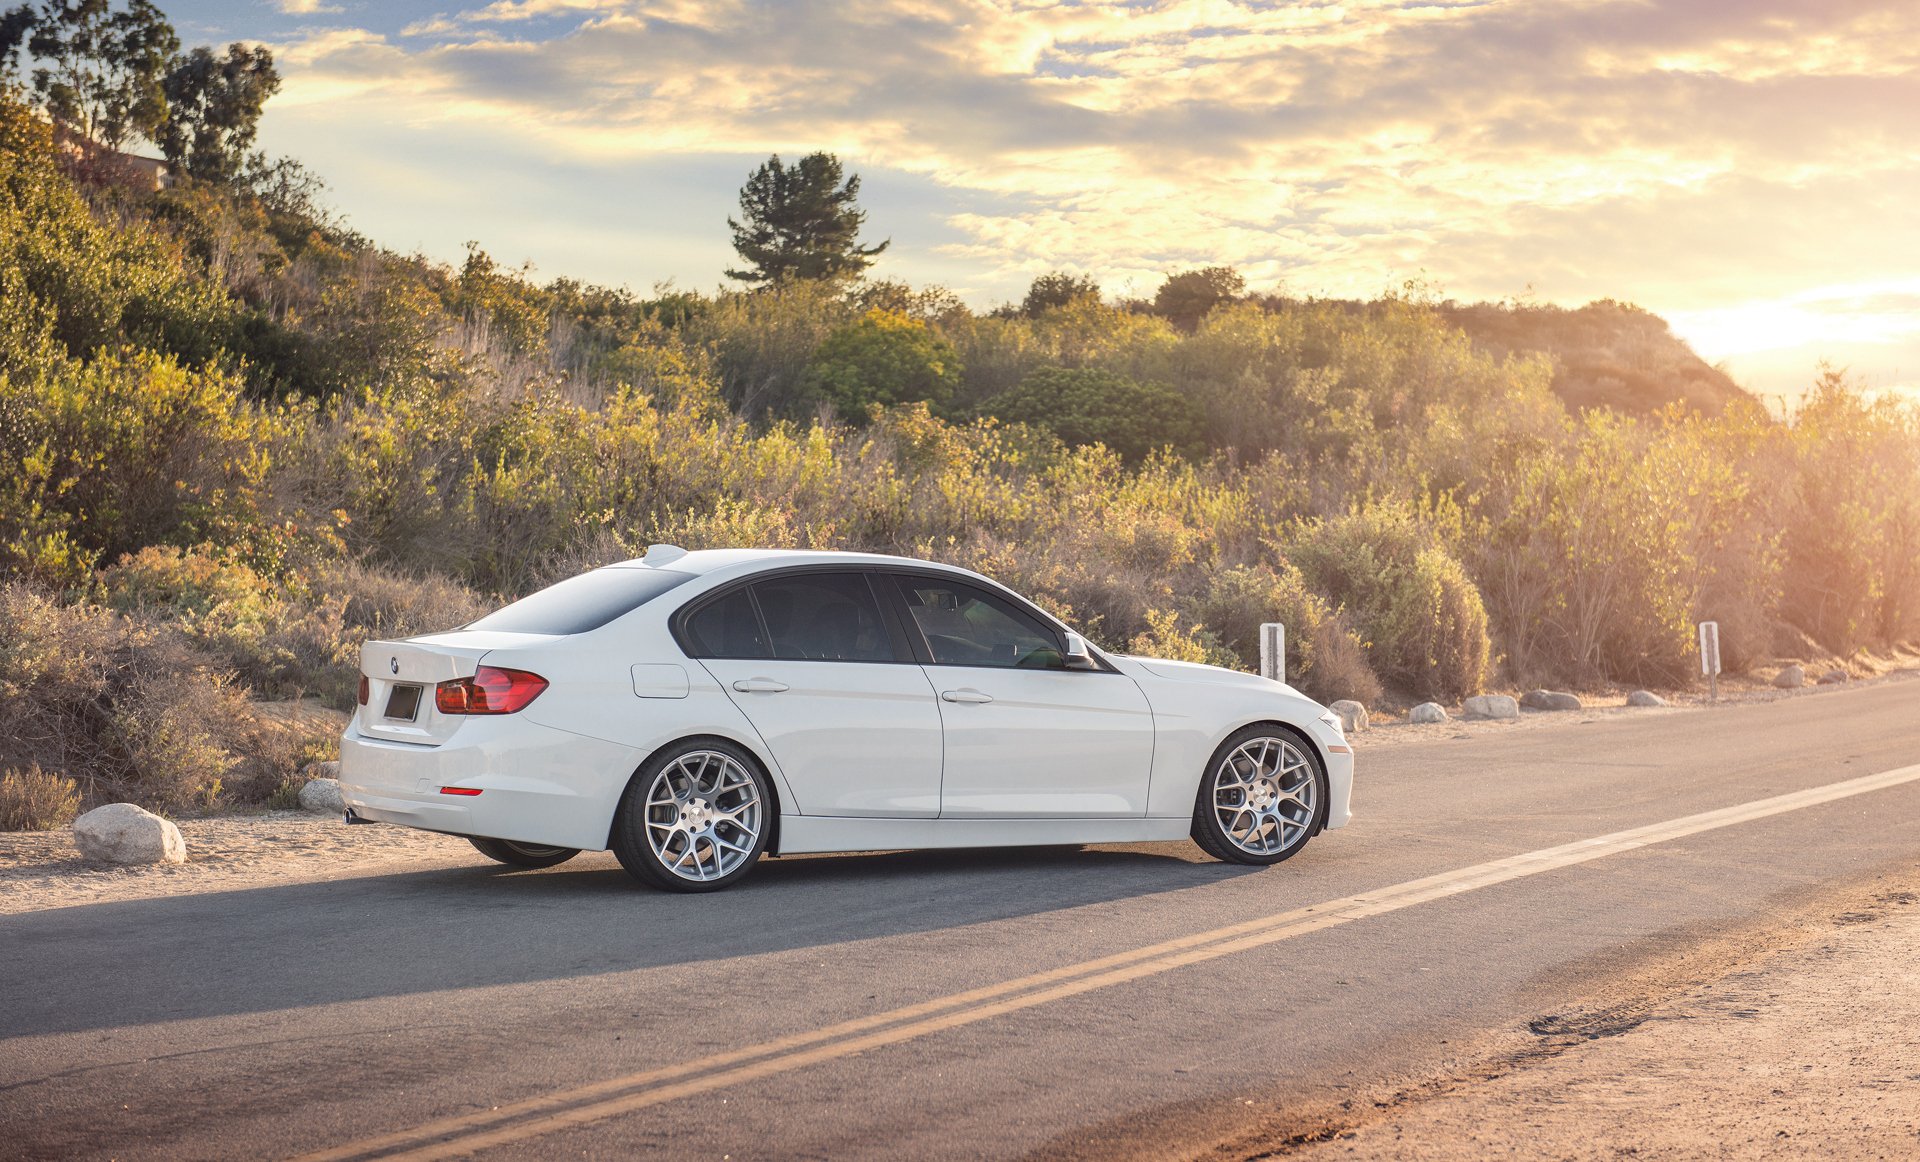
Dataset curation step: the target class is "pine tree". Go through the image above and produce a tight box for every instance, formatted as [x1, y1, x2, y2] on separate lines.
[726, 152, 888, 285]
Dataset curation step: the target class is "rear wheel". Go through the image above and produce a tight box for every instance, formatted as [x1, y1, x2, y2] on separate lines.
[468, 836, 580, 868]
[611, 740, 772, 892]
[1190, 726, 1327, 866]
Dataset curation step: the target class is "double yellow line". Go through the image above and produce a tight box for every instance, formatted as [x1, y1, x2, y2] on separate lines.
[301, 762, 1920, 1161]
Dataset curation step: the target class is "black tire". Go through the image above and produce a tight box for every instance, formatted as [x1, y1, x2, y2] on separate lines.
[611, 738, 773, 893]
[468, 836, 580, 868]
[1190, 724, 1329, 866]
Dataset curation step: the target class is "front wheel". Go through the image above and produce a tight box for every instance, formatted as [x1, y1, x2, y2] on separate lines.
[1190, 726, 1328, 865]
[611, 740, 772, 892]
[468, 836, 580, 868]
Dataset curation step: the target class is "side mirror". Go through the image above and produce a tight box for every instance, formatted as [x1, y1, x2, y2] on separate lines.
[1062, 631, 1098, 670]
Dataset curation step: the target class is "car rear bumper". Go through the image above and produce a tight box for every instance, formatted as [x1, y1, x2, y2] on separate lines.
[337, 718, 643, 851]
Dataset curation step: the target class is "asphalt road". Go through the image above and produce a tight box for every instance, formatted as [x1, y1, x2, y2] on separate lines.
[4, 679, 1919, 1161]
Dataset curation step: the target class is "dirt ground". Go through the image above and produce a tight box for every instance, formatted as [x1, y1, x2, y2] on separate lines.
[0, 812, 471, 916]
[1273, 884, 1920, 1160]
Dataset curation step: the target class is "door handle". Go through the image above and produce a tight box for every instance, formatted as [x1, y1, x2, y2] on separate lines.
[941, 688, 994, 704]
[732, 678, 790, 693]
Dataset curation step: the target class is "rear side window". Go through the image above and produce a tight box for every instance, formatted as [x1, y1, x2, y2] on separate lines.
[468, 568, 696, 636]
[683, 587, 767, 659]
[753, 573, 897, 661]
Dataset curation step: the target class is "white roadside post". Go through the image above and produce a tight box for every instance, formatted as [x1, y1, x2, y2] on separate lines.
[1698, 620, 1721, 701]
[1259, 622, 1285, 685]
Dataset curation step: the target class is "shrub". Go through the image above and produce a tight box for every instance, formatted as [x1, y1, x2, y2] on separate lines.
[983, 367, 1205, 463]
[1193, 562, 1384, 706]
[0, 583, 313, 812]
[801, 308, 964, 418]
[1125, 608, 1238, 667]
[0, 764, 81, 831]
[1289, 505, 1490, 701]
[0, 351, 280, 583]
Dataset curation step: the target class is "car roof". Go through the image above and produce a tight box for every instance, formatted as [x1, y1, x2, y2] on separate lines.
[606, 547, 965, 578]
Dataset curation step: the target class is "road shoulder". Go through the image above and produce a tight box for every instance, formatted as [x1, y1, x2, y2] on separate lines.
[1225, 875, 1920, 1160]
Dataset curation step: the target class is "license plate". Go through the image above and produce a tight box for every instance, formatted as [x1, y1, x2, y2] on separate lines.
[383, 684, 423, 722]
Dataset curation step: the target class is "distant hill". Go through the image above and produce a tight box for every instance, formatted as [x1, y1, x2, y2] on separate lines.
[1437, 299, 1751, 415]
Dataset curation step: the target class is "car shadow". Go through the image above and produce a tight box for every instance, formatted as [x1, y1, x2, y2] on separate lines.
[0, 843, 1262, 1038]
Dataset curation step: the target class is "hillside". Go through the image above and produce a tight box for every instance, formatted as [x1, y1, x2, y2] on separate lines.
[2, 87, 1918, 828]
[1439, 300, 1751, 416]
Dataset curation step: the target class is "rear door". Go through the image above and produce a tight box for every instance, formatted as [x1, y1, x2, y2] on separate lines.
[687, 571, 945, 818]
[885, 573, 1156, 819]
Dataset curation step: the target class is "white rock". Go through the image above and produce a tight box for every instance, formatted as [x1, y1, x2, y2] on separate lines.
[297, 778, 345, 814]
[1462, 694, 1520, 720]
[1774, 665, 1806, 689]
[1328, 699, 1369, 733]
[1408, 701, 1449, 724]
[72, 803, 186, 865]
[1626, 690, 1668, 707]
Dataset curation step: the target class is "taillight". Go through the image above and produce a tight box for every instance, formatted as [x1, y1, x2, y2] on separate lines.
[357, 675, 370, 706]
[436, 665, 549, 715]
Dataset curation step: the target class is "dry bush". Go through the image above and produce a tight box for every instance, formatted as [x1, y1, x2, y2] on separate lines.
[1289, 507, 1490, 701]
[1193, 563, 1385, 706]
[310, 558, 491, 638]
[0, 764, 81, 831]
[0, 583, 313, 813]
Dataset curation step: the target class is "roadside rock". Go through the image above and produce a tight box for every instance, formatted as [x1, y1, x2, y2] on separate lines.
[1408, 701, 1449, 724]
[1328, 699, 1369, 733]
[1521, 689, 1584, 712]
[1774, 665, 1806, 689]
[72, 803, 187, 865]
[1818, 669, 1849, 685]
[1462, 694, 1520, 720]
[1626, 690, 1668, 707]
[297, 778, 345, 814]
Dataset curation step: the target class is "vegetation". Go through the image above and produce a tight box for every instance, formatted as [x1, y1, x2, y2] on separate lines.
[727, 152, 888, 285]
[0, 9, 1917, 821]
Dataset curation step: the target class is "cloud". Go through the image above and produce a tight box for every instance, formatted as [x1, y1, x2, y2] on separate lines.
[276, 0, 344, 14]
[257, 0, 1920, 386]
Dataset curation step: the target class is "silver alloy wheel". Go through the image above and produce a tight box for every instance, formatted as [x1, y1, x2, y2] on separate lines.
[1211, 736, 1317, 857]
[644, 750, 764, 882]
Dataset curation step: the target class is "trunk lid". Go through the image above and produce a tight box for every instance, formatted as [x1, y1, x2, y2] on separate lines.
[355, 631, 558, 745]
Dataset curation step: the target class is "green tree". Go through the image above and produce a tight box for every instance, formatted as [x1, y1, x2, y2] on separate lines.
[1019, 271, 1100, 318]
[984, 366, 1204, 463]
[801, 308, 962, 418]
[158, 42, 278, 182]
[1153, 265, 1245, 330]
[16, 0, 177, 154]
[0, 6, 34, 75]
[726, 152, 888, 285]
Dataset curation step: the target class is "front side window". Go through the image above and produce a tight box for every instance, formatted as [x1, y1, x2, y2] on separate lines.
[892, 576, 1066, 669]
[752, 573, 896, 662]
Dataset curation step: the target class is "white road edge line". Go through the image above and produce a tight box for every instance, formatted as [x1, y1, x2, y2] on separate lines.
[297, 762, 1920, 1162]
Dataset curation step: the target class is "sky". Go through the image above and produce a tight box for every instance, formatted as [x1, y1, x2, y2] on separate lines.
[159, 0, 1920, 402]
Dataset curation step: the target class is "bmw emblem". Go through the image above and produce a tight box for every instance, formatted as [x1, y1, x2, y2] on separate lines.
[390, 657, 400, 674]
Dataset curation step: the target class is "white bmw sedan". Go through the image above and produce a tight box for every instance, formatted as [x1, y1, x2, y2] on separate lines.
[338, 547, 1354, 892]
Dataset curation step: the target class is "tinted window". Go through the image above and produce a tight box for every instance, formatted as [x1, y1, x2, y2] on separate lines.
[752, 573, 896, 662]
[468, 568, 695, 636]
[893, 577, 1066, 669]
[683, 587, 767, 659]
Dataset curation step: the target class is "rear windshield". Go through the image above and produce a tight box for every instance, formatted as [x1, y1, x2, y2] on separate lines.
[468, 568, 697, 636]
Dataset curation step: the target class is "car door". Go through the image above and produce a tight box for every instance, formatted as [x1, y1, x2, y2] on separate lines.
[885, 573, 1156, 819]
[685, 570, 945, 818]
